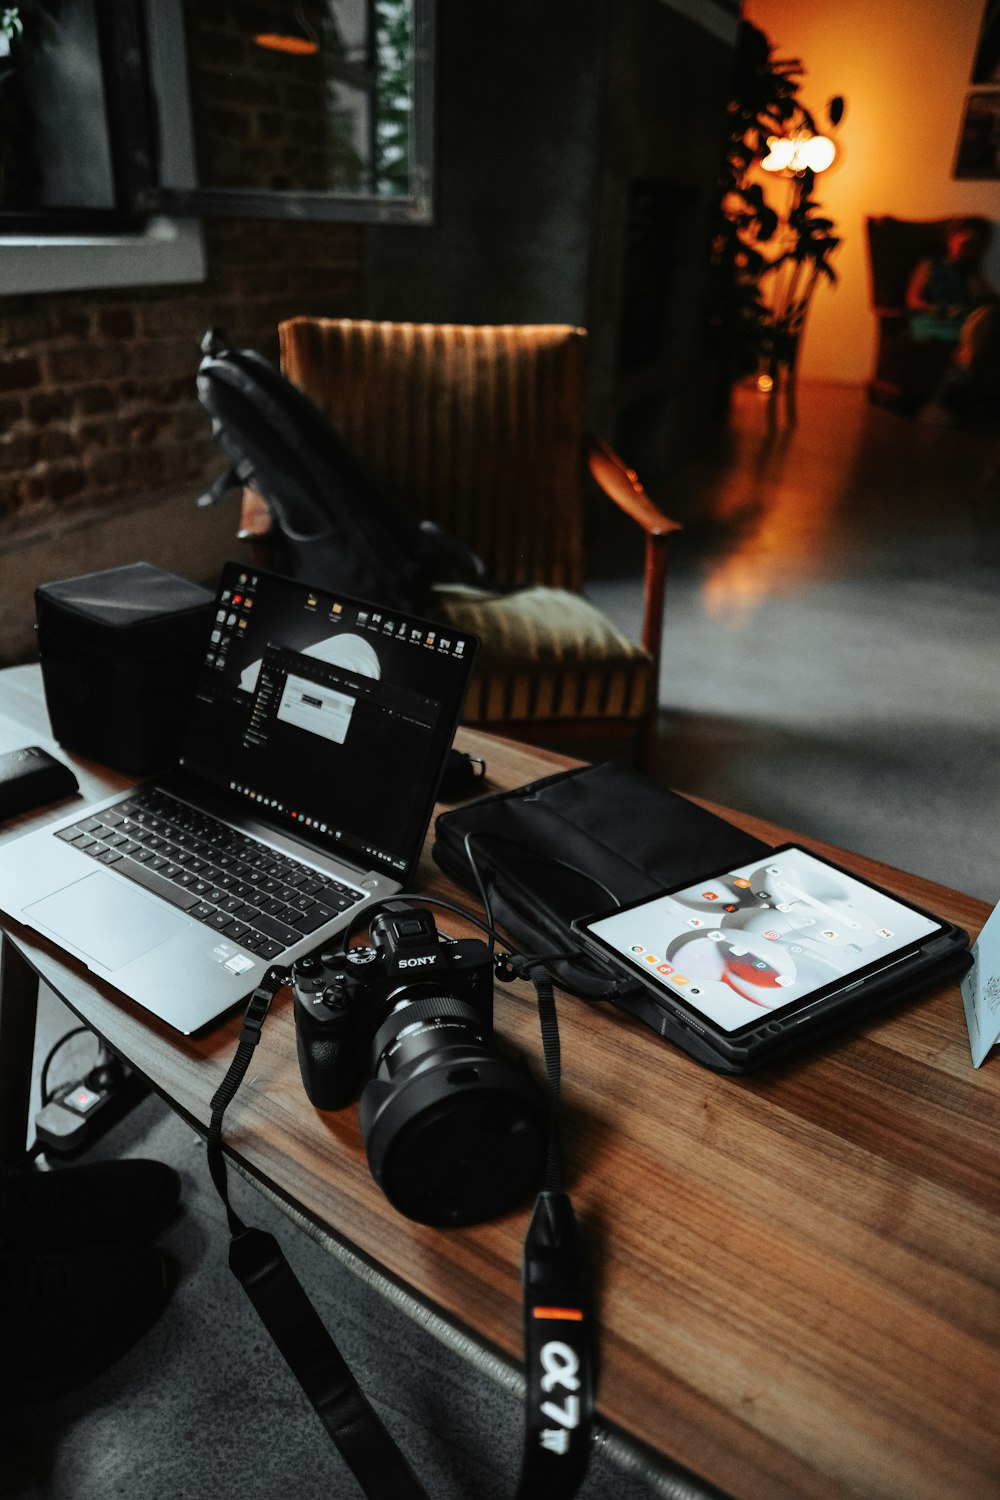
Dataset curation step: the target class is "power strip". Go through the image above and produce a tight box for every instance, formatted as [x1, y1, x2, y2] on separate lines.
[35, 1061, 147, 1157]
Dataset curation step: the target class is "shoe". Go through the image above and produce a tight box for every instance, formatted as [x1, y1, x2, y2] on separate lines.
[0, 1242, 171, 1405]
[0, 1159, 181, 1255]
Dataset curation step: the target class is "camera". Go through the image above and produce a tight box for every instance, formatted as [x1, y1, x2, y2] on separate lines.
[292, 903, 547, 1227]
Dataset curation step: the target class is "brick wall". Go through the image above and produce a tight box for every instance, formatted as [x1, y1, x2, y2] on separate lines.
[0, 218, 363, 538]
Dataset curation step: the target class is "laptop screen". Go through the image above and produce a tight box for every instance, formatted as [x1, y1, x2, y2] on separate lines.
[176, 562, 478, 883]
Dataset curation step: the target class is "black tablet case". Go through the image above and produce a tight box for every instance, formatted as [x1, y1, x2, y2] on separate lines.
[432, 763, 971, 1074]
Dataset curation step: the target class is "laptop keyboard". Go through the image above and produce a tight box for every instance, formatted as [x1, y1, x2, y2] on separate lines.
[53, 788, 364, 960]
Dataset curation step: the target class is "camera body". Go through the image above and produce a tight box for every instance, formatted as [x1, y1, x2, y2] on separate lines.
[292, 903, 547, 1226]
[293, 905, 494, 1110]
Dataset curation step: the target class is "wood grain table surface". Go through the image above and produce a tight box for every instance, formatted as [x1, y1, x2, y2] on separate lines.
[0, 662, 996, 1500]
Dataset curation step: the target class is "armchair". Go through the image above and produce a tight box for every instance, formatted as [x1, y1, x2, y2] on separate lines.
[865, 216, 955, 411]
[239, 320, 681, 766]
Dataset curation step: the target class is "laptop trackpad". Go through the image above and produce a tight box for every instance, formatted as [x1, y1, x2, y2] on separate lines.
[25, 872, 188, 971]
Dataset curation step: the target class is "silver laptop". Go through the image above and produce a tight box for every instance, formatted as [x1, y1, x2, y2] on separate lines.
[0, 562, 478, 1033]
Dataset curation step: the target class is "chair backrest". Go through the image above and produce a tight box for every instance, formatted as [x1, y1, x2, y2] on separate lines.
[865, 216, 953, 315]
[279, 318, 588, 592]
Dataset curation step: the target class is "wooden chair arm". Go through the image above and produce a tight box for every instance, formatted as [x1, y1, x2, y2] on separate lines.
[237, 487, 273, 540]
[585, 436, 682, 667]
[236, 487, 279, 572]
[586, 435, 683, 538]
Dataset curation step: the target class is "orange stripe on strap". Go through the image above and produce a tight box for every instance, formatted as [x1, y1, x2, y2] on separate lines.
[532, 1306, 584, 1321]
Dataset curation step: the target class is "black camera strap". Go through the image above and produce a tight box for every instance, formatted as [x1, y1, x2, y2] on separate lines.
[504, 956, 594, 1500]
[206, 967, 431, 1500]
[206, 941, 595, 1500]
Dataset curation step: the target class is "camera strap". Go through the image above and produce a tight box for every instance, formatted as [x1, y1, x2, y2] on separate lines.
[504, 956, 594, 1500]
[206, 952, 594, 1500]
[206, 966, 431, 1500]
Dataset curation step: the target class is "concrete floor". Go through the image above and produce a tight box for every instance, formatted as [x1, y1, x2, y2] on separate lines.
[590, 380, 1000, 907]
[3, 381, 998, 1498]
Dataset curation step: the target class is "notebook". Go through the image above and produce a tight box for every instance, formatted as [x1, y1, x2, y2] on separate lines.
[0, 562, 478, 1033]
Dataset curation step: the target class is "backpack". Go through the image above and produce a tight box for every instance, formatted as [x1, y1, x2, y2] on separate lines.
[195, 328, 482, 615]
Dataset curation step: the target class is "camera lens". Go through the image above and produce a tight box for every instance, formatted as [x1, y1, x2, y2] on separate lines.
[357, 994, 547, 1227]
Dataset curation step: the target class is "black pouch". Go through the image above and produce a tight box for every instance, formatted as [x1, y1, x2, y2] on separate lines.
[0, 746, 78, 821]
[433, 762, 772, 1063]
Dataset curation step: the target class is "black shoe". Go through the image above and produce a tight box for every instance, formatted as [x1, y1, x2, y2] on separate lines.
[0, 1159, 181, 1255]
[0, 1242, 171, 1405]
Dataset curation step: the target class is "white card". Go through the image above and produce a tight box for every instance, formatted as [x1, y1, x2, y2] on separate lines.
[961, 900, 1000, 1067]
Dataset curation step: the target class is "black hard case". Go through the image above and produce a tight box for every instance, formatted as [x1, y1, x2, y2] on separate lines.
[35, 562, 214, 775]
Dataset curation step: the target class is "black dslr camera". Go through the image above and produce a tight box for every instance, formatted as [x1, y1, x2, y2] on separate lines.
[292, 903, 547, 1227]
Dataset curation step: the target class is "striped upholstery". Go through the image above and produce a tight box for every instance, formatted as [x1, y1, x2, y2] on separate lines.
[278, 318, 654, 728]
[280, 319, 586, 591]
[433, 585, 654, 723]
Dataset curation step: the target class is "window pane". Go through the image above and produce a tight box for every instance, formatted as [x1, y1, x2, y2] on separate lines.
[0, 0, 117, 210]
[187, 0, 414, 199]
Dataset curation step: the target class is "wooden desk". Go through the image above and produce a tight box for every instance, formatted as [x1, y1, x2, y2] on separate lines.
[1, 663, 997, 1500]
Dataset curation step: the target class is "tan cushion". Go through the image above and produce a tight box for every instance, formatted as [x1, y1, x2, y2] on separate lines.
[433, 585, 654, 723]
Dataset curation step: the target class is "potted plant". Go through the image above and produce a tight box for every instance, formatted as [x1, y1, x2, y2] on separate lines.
[708, 19, 841, 416]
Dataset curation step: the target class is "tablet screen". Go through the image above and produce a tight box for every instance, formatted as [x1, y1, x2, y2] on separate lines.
[581, 846, 944, 1035]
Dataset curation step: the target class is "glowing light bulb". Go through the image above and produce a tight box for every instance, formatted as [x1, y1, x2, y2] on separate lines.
[761, 130, 836, 174]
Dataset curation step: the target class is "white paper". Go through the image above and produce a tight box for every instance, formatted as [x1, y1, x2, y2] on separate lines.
[961, 900, 1000, 1067]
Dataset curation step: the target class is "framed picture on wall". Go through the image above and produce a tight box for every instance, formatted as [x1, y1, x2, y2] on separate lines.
[971, 0, 1000, 85]
[953, 90, 1000, 178]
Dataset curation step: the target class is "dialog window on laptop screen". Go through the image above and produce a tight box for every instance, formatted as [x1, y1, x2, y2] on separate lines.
[176, 565, 477, 880]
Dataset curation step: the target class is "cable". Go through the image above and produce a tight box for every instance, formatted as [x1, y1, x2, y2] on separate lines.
[460, 829, 623, 917]
[342, 889, 588, 988]
[38, 1025, 96, 1107]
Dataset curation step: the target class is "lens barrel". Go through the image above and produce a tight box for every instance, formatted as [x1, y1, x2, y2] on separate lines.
[358, 993, 547, 1227]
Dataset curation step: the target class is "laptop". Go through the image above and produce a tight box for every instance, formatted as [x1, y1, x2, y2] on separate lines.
[0, 562, 478, 1034]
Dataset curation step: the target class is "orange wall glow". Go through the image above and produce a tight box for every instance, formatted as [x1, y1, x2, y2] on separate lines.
[745, 0, 1000, 385]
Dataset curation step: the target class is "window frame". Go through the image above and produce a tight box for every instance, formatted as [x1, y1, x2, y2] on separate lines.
[0, 0, 205, 294]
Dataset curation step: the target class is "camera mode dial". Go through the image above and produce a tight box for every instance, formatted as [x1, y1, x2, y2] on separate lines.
[347, 946, 378, 966]
[292, 953, 325, 993]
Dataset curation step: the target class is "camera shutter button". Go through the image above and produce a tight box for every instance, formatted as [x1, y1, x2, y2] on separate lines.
[323, 985, 350, 1010]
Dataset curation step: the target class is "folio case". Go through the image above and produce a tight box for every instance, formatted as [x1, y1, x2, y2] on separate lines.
[432, 763, 970, 1073]
[36, 562, 214, 776]
[433, 762, 771, 1071]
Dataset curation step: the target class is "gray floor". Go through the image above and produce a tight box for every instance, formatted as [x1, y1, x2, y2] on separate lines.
[3, 383, 998, 1498]
[591, 382, 1000, 907]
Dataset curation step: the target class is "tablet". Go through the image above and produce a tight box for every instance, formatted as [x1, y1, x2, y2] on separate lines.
[572, 844, 969, 1070]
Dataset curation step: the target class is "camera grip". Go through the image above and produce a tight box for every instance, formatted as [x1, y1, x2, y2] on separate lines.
[294, 1007, 357, 1111]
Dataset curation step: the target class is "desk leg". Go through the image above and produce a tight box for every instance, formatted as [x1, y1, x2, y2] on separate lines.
[0, 934, 40, 1163]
